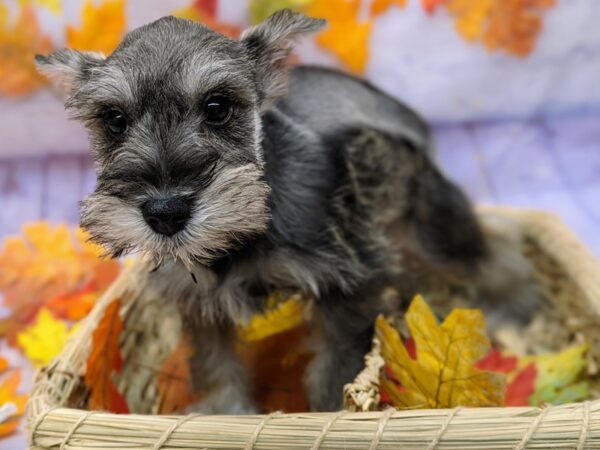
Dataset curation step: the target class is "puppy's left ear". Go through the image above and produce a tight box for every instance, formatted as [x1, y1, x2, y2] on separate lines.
[241, 9, 325, 106]
[35, 49, 105, 97]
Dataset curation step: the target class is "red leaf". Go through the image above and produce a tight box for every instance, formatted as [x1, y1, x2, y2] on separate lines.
[475, 349, 518, 373]
[84, 299, 129, 413]
[405, 336, 417, 360]
[194, 0, 217, 18]
[505, 363, 537, 406]
[422, 0, 447, 14]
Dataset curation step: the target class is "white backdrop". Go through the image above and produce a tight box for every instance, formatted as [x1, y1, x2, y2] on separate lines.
[1, 0, 600, 156]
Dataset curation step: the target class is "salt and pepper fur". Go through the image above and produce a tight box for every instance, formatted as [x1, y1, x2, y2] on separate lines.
[37, 10, 539, 413]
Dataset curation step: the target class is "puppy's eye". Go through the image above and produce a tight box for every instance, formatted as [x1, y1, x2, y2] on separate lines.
[102, 109, 127, 137]
[203, 95, 233, 125]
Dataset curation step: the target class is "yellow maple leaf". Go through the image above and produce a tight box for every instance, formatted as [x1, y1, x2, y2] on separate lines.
[446, 0, 493, 41]
[370, 0, 407, 16]
[377, 295, 505, 408]
[0, 3, 53, 96]
[248, 0, 315, 24]
[239, 295, 305, 342]
[17, 308, 78, 367]
[66, 0, 126, 55]
[0, 367, 27, 438]
[19, 0, 62, 14]
[304, 0, 372, 73]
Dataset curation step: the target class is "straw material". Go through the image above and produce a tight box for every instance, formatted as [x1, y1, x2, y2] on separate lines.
[26, 207, 600, 449]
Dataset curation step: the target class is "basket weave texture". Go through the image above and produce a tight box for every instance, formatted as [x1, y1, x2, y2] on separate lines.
[26, 207, 600, 449]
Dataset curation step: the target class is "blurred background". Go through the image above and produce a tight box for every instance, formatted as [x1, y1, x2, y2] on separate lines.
[0, 0, 599, 251]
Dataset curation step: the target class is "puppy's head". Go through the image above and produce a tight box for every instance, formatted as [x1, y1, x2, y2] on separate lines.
[36, 10, 324, 268]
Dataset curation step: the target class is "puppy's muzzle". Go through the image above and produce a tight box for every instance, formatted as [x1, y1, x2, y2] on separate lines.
[142, 196, 192, 237]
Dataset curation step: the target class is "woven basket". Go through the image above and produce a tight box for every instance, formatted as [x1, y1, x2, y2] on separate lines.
[27, 206, 600, 449]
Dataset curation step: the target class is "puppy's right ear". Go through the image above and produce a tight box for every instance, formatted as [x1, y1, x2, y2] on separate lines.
[241, 9, 325, 107]
[35, 49, 104, 97]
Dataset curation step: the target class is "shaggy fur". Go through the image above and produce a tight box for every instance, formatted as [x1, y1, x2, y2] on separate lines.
[36, 10, 539, 412]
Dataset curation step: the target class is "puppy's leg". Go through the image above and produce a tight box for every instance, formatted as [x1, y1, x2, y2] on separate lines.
[305, 296, 379, 411]
[185, 320, 257, 415]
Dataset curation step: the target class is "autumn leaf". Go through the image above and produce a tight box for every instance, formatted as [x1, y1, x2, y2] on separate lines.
[370, 0, 407, 16]
[19, 0, 62, 14]
[174, 0, 241, 38]
[421, 0, 447, 14]
[0, 363, 28, 438]
[0, 4, 53, 96]
[84, 299, 129, 413]
[157, 341, 200, 414]
[304, 0, 372, 72]
[527, 344, 589, 406]
[505, 363, 536, 406]
[17, 308, 78, 367]
[377, 295, 505, 409]
[238, 295, 305, 342]
[243, 325, 311, 413]
[482, 0, 556, 57]
[445, 0, 555, 56]
[248, 0, 314, 24]
[475, 349, 536, 406]
[475, 345, 589, 406]
[66, 0, 126, 55]
[0, 222, 120, 343]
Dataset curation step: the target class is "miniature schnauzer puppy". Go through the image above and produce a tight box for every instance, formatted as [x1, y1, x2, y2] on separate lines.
[36, 10, 537, 413]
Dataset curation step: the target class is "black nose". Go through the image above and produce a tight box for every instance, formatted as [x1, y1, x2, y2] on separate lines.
[142, 197, 192, 237]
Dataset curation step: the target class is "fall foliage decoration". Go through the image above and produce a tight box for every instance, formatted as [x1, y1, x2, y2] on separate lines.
[17, 308, 78, 367]
[445, 0, 556, 57]
[304, 0, 372, 73]
[156, 341, 198, 414]
[249, 0, 314, 24]
[371, 0, 408, 16]
[174, 0, 241, 38]
[0, 222, 120, 345]
[66, 0, 126, 55]
[0, 358, 27, 438]
[84, 299, 129, 413]
[377, 295, 506, 408]
[19, 0, 62, 15]
[0, 211, 596, 445]
[377, 296, 591, 409]
[0, 3, 53, 97]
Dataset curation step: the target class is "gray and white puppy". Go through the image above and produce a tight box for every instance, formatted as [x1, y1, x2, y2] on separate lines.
[36, 10, 535, 413]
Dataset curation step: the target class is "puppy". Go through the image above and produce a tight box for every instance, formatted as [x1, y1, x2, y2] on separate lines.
[36, 10, 536, 413]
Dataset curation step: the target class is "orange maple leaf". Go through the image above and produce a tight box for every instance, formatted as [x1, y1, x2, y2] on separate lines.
[371, 0, 407, 16]
[156, 341, 201, 414]
[0, 4, 53, 97]
[421, 0, 447, 14]
[84, 299, 129, 413]
[482, 0, 556, 57]
[445, 0, 555, 56]
[304, 0, 372, 73]
[0, 363, 28, 438]
[0, 223, 120, 343]
[66, 0, 126, 55]
[243, 325, 311, 412]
